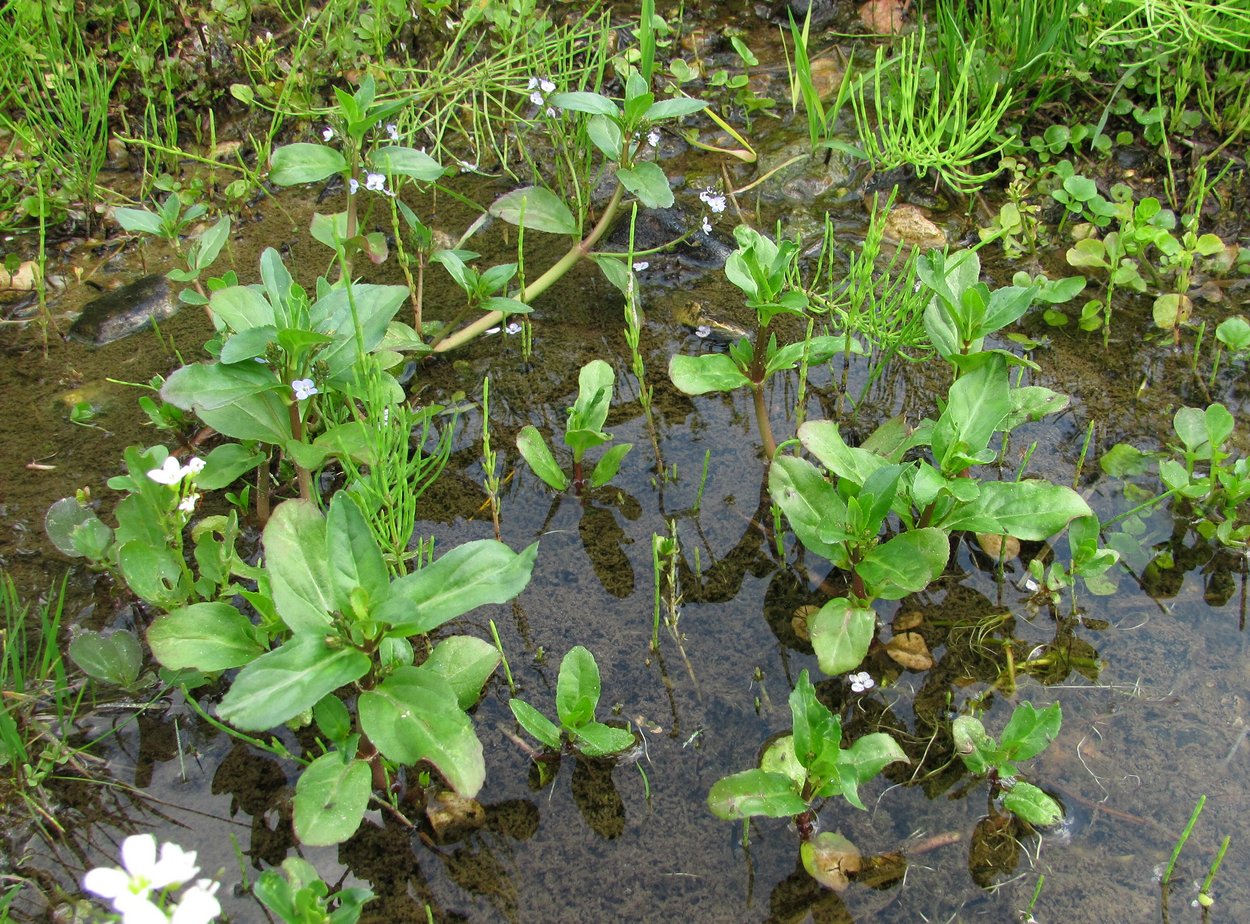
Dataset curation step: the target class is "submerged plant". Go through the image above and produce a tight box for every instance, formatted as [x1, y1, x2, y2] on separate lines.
[708, 670, 907, 890]
[509, 645, 637, 758]
[669, 225, 847, 458]
[516, 359, 633, 494]
[952, 701, 1063, 826]
[144, 494, 537, 846]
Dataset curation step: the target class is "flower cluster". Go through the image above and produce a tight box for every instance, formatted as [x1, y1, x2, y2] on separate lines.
[147, 455, 205, 515]
[83, 834, 222, 924]
[348, 172, 390, 196]
[527, 76, 558, 117]
[848, 671, 875, 693]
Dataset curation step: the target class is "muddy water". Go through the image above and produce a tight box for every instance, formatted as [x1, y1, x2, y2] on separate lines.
[4, 71, 1250, 924]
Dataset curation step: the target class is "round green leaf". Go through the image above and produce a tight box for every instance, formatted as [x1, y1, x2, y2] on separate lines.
[707, 769, 807, 820]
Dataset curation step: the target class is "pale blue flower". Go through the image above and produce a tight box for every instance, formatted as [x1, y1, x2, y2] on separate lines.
[364, 172, 387, 193]
[699, 187, 727, 214]
[386, 123, 399, 141]
[292, 378, 318, 401]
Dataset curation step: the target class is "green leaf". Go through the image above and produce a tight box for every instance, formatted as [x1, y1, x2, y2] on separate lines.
[368, 145, 445, 182]
[760, 735, 805, 790]
[707, 769, 808, 820]
[114, 207, 166, 236]
[556, 645, 602, 729]
[68, 630, 142, 687]
[586, 114, 623, 159]
[616, 161, 674, 209]
[193, 216, 231, 271]
[293, 752, 371, 846]
[488, 186, 578, 235]
[643, 97, 707, 120]
[270, 143, 347, 186]
[360, 667, 485, 796]
[415, 636, 501, 710]
[196, 443, 266, 491]
[549, 91, 620, 116]
[951, 715, 996, 775]
[376, 540, 538, 635]
[573, 721, 636, 757]
[809, 598, 876, 676]
[769, 455, 849, 566]
[668, 353, 750, 395]
[162, 359, 277, 411]
[217, 635, 371, 731]
[1003, 781, 1064, 826]
[509, 698, 562, 750]
[219, 326, 277, 364]
[798, 421, 889, 487]
[117, 541, 185, 607]
[326, 494, 388, 619]
[590, 442, 633, 488]
[517, 425, 570, 491]
[790, 670, 841, 776]
[939, 480, 1092, 540]
[45, 497, 110, 558]
[856, 528, 949, 600]
[836, 733, 908, 810]
[568, 359, 616, 440]
[1000, 702, 1061, 762]
[310, 284, 409, 382]
[263, 500, 335, 634]
[147, 602, 264, 671]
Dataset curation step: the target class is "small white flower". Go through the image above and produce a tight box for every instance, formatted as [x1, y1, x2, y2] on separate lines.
[694, 325, 712, 339]
[849, 671, 875, 693]
[647, 129, 660, 148]
[364, 172, 387, 193]
[83, 834, 200, 914]
[699, 187, 727, 214]
[178, 493, 200, 514]
[381, 407, 390, 425]
[170, 879, 221, 924]
[633, 260, 649, 271]
[147, 457, 186, 486]
[322, 126, 334, 142]
[292, 378, 318, 401]
[527, 76, 556, 107]
[505, 321, 523, 335]
[456, 158, 479, 174]
[386, 123, 399, 141]
[701, 215, 712, 234]
[348, 177, 360, 195]
[184, 457, 205, 476]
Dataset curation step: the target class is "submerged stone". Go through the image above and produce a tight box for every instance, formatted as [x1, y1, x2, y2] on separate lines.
[68, 275, 178, 345]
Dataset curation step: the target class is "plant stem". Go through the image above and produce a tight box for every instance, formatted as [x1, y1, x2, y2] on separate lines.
[752, 384, 777, 459]
[433, 183, 626, 354]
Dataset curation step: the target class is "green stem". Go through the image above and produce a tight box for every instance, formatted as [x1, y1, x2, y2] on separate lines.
[752, 384, 777, 460]
[433, 183, 626, 354]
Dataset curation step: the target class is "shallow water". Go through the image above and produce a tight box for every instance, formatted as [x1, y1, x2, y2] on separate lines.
[4, 19, 1250, 924]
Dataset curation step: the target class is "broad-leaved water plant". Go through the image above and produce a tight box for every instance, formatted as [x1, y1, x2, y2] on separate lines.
[516, 359, 633, 494]
[145, 493, 537, 846]
[509, 645, 636, 758]
[952, 701, 1064, 826]
[708, 670, 907, 889]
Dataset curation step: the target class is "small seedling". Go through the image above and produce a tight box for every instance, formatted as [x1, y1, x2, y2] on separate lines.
[509, 646, 636, 758]
[952, 701, 1063, 826]
[516, 359, 633, 494]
